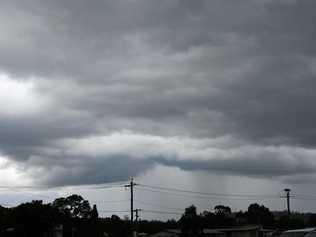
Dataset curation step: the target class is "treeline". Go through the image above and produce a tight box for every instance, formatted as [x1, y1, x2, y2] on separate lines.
[179, 204, 315, 234]
[1, 194, 316, 237]
[178, 203, 316, 237]
[96, 203, 316, 236]
[97, 216, 178, 237]
[0, 194, 98, 237]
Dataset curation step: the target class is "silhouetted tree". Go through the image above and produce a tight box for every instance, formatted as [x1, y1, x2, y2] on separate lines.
[214, 205, 232, 216]
[235, 210, 248, 225]
[201, 211, 216, 229]
[246, 203, 274, 228]
[91, 204, 99, 220]
[9, 200, 61, 237]
[90, 204, 99, 237]
[213, 205, 235, 227]
[308, 214, 316, 227]
[180, 205, 202, 237]
[52, 194, 91, 219]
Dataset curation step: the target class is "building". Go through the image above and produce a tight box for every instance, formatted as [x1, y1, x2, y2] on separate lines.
[212, 225, 261, 237]
[149, 225, 261, 237]
[280, 228, 316, 237]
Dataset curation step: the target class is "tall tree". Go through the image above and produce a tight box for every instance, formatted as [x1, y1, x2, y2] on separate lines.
[246, 203, 275, 228]
[91, 204, 99, 220]
[214, 205, 232, 216]
[52, 194, 92, 219]
[213, 205, 235, 227]
[180, 205, 202, 237]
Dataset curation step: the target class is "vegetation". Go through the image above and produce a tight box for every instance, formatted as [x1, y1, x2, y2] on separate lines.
[0, 195, 98, 237]
[0, 195, 315, 237]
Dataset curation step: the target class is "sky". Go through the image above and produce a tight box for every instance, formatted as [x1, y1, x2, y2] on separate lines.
[1, 0, 316, 220]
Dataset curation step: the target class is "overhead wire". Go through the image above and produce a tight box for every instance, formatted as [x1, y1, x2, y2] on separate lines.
[0, 181, 310, 201]
[141, 209, 183, 215]
[134, 199, 184, 211]
[93, 199, 130, 204]
[138, 183, 280, 199]
[135, 186, 281, 201]
[98, 210, 129, 213]
[0, 181, 128, 191]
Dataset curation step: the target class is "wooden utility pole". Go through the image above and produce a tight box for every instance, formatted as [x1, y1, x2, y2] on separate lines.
[284, 188, 291, 216]
[125, 178, 137, 222]
[134, 208, 142, 222]
[134, 208, 142, 236]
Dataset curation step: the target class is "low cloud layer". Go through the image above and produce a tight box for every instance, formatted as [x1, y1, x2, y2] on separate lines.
[0, 0, 316, 187]
[3, 132, 316, 187]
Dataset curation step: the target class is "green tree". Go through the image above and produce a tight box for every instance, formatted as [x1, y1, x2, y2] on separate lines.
[201, 211, 216, 229]
[52, 194, 92, 219]
[91, 204, 98, 220]
[246, 203, 275, 228]
[180, 205, 202, 237]
[213, 205, 235, 227]
[9, 200, 61, 237]
[214, 205, 231, 216]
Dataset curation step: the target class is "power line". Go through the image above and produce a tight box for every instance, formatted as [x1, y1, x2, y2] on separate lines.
[135, 186, 281, 201]
[0, 185, 50, 190]
[142, 209, 182, 215]
[291, 197, 316, 201]
[99, 210, 129, 213]
[3, 181, 316, 202]
[292, 193, 316, 199]
[134, 199, 184, 211]
[93, 199, 129, 204]
[98, 209, 182, 216]
[139, 184, 280, 199]
[83, 181, 129, 190]
[0, 181, 127, 191]
[85, 185, 126, 190]
[136, 186, 212, 199]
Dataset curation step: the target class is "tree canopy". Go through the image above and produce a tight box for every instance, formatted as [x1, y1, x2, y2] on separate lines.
[52, 194, 92, 219]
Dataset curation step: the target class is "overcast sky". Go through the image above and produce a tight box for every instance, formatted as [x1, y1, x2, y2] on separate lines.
[1, 0, 316, 219]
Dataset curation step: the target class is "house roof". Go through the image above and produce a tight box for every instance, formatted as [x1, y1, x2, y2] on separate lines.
[150, 226, 261, 237]
[283, 228, 316, 233]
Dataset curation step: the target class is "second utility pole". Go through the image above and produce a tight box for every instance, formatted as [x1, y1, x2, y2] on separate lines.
[125, 178, 137, 222]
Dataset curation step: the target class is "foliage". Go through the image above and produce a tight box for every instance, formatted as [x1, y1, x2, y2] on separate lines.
[0, 195, 99, 237]
[246, 203, 275, 228]
[1, 196, 316, 237]
[4, 200, 61, 237]
[214, 205, 232, 216]
[180, 205, 202, 237]
[52, 194, 92, 219]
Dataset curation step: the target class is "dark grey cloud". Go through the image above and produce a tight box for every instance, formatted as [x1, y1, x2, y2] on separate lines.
[0, 0, 316, 187]
[11, 133, 316, 187]
[37, 155, 155, 186]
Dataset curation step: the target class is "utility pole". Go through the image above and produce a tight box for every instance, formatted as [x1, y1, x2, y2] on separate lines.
[125, 178, 137, 222]
[284, 188, 291, 216]
[134, 208, 142, 222]
[134, 208, 142, 236]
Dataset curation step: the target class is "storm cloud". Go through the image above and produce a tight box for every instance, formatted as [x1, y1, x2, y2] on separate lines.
[1, 0, 316, 187]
